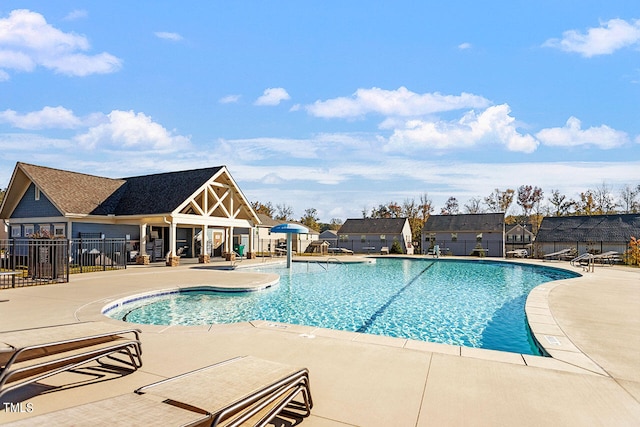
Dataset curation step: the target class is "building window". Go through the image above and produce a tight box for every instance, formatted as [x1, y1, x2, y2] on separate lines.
[24, 224, 34, 237]
[39, 224, 51, 237]
[54, 224, 65, 237]
[35, 186, 40, 201]
[340, 234, 348, 242]
[380, 234, 386, 243]
[451, 233, 457, 242]
[360, 235, 366, 243]
[11, 225, 21, 238]
[476, 233, 483, 242]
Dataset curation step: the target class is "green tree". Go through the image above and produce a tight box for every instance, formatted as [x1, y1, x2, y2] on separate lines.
[251, 201, 274, 217]
[300, 208, 320, 231]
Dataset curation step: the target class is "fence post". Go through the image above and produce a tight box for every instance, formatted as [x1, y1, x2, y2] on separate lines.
[11, 238, 16, 273]
[102, 236, 106, 271]
[66, 239, 70, 281]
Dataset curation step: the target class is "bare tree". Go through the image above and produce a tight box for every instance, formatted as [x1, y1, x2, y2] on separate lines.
[463, 197, 483, 214]
[402, 198, 418, 219]
[575, 191, 597, 215]
[440, 197, 459, 215]
[516, 185, 544, 220]
[418, 193, 434, 222]
[593, 182, 617, 214]
[547, 189, 574, 216]
[484, 188, 514, 213]
[329, 218, 343, 230]
[274, 203, 294, 221]
[618, 184, 640, 213]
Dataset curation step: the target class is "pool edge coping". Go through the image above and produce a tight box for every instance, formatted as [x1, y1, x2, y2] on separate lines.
[73, 258, 609, 377]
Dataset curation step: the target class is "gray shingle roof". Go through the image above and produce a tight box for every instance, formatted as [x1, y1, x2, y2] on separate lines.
[338, 218, 409, 234]
[15, 163, 223, 216]
[423, 213, 505, 233]
[114, 167, 223, 215]
[536, 214, 640, 242]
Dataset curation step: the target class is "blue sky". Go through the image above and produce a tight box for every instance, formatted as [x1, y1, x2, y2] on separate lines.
[1, 2, 639, 221]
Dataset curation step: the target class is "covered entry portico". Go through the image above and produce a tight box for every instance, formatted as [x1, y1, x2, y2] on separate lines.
[137, 167, 260, 264]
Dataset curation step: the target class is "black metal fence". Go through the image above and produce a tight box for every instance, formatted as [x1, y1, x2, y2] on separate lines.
[423, 239, 504, 257]
[0, 238, 128, 289]
[69, 238, 129, 273]
[0, 238, 69, 288]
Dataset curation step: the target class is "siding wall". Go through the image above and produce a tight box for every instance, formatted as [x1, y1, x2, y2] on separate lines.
[338, 233, 404, 253]
[11, 184, 61, 218]
[422, 231, 504, 257]
[71, 223, 140, 239]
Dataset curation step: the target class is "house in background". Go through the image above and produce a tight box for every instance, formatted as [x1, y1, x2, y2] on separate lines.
[337, 218, 413, 254]
[505, 223, 535, 254]
[535, 214, 640, 257]
[422, 213, 505, 257]
[254, 213, 319, 255]
[0, 162, 260, 264]
[319, 229, 338, 248]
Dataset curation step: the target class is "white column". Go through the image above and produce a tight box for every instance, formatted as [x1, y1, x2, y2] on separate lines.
[286, 233, 292, 268]
[201, 225, 208, 256]
[140, 224, 147, 255]
[169, 221, 177, 256]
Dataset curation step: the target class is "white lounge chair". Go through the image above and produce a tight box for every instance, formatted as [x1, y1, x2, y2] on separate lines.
[506, 249, 528, 258]
[542, 248, 572, 261]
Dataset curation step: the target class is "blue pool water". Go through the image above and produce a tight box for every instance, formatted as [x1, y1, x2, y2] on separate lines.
[105, 258, 579, 355]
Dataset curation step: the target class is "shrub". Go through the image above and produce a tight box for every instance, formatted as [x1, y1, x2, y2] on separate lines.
[390, 241, 403, 254]
[623, 236, 640, 266]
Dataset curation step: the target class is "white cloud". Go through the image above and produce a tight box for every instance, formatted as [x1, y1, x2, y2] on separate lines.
[0, 106, 83, 129]
[254, 87, 291, 106]
[63, 10, 88, 21]
[458, 42, 472, 50]
[536, 116, 629, 148]
[385, 104, 539, 153]
[154, 31, 183, 41]
[74, 110, 190, 151]
[543, 18, 640, 57]
[0, 9, 122, 79]
[219, 94, 241, 104]
[306, 87, 490, 118]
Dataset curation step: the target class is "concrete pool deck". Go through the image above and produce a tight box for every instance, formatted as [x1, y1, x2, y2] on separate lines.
[1, 256, 639, 425]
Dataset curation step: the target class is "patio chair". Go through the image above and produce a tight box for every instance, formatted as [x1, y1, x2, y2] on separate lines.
[542, 248, 572, 261]
[5, 356, 312, 427]
[0, 322, 142, 399]
[136, 356, 313, 427]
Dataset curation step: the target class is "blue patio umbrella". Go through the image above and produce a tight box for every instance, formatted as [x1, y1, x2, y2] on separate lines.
[270, 223, 309, 268]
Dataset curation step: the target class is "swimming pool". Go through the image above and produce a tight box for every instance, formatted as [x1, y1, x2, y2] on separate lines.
[105, 258, 579, 355]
